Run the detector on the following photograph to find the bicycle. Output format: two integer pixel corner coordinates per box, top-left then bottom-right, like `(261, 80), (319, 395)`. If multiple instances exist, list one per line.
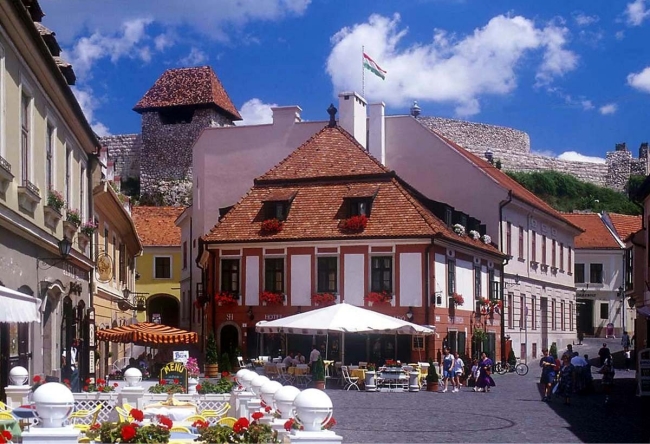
(494, 358), (529, 376)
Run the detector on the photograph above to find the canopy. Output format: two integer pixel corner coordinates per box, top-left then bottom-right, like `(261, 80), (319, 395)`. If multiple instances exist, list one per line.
(0, 285), (41, 323)
(96, 322), (198, 345)
(255, 302), (435, 335)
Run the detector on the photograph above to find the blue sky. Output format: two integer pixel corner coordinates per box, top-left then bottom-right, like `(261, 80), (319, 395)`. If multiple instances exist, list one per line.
(42, 0), (650, 163)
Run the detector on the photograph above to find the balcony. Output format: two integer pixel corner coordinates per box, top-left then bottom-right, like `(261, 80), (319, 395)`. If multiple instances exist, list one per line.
(43, 205), (63, 229)
(17, 180), (41, 213)
(0, 156), (13, 194)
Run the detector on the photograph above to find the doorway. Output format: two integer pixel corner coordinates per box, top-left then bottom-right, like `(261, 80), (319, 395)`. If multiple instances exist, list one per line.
(576, 299), (594, 336)
(147, 295), (180, 327)
(219, 324), (240, 361)
(540, 297), (548, 350)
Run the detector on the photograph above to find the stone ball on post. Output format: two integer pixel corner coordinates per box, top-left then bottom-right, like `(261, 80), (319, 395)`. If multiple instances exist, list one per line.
(273, 385), (301, 420)
(235, 369), (253, 388)
(259, 380), (283, 409)
(240, 371), (258, 391)
(293, 388), (333, 432)
(250, 375), (270, 397)
(32, 382), (75, 428)
(9, 366), (29, 385)
(124, 367), (143, 387)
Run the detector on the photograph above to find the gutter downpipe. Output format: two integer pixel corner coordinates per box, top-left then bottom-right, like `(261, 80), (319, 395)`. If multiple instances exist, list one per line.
(189, 217), (193, 334)
(499, 190), (514, 362)
(424, 237), (436, 359)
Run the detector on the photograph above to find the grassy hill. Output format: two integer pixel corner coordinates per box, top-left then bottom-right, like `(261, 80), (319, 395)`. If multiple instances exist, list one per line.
(506, 171), (642, 215)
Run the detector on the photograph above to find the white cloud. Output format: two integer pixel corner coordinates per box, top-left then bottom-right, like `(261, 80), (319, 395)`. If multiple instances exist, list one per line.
(154, 32), (175, 51)
(574, 12), (599, 27)
(557, 151), (606, 164)
(599, 103), (618, 115)
(179, 47), (208, 66)
(627, 66), (650, 92)
(624, 0), (650, 26)
(41, 0), (312, 44)
(235, 99), (278, 126)
(72, 87), (111, 136)
(326, 13), (578, 116)
(615, 30), (626, 40)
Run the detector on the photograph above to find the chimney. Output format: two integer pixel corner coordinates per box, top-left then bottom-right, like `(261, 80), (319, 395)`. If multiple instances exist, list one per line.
(368, 102), (386, 165)
(338, 92), (367, 148)
(272, 106), (302, 127)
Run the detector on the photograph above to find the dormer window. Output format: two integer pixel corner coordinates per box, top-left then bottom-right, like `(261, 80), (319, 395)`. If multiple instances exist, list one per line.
(350, 199), (370, 217)
(271, 202), (288, 221)
(445, 207), (453, 227)
(343, 185), (378, 218)
(262, 190), (297, 222)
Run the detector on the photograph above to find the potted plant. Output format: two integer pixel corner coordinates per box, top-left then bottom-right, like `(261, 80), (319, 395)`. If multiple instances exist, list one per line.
(425, 358), (439, 392)
(219, 352), (233, 374)
(260, 218), (283, 235)
(186, 357), (200, 394)
(313, 356), (325, 390)
(340, 214), (368, 233)
(205, 332), (219, 378)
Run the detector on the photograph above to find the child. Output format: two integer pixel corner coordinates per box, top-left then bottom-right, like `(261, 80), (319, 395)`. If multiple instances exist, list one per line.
(600, 356), (615, 404)
(471, 359), (481, 392)
(452, 352), (464, 392)
(557, 355), (574, 405)
(624, 347), (631, 371)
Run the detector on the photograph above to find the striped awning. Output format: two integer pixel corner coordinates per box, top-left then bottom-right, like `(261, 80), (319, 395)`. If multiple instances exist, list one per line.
(96, 322), (198, 345)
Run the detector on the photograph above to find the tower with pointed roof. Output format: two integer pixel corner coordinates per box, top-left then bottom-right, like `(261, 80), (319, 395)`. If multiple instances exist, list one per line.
(130, 66), (241, 205)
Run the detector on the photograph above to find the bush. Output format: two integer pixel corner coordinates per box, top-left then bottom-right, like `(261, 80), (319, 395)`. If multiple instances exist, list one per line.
(426, 358), (439, 383)
(197, 378), (235, 394)
(205, 332), (219, 365)
(508, 349), (517, 366)
(550, 342), (558, 359)
(313, 356), (325, 382)
(219, 352), (232, 373)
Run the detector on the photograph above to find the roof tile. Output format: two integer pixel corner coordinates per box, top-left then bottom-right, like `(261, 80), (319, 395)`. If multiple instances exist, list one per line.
(562, 213), (619, 249)
(607, 213), (642, 241)
(133, 66), (241, 120)
(132, 206), (185, 246)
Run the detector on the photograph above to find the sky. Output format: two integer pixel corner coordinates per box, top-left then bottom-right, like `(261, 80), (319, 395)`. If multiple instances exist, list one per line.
(40, 0), (650, 164)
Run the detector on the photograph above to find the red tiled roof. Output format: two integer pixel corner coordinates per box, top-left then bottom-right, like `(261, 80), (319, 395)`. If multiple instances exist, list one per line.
(561, 213), (620, 249)
(429, 131), (583, 233)
(204, 125), (503, 257)
(132, 206), (185, 246)
(257, 126), (389, 181)
(133, 66), (241, 120)
(607, 213), (642, 241)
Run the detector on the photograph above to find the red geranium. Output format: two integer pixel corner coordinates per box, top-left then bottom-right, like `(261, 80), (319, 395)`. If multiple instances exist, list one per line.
(260, 218), (283, 234)
(130, 408), (144, 422)
(364, 291), (392, 304)
(284, 418), (295, 431)
(323, 417), (337, 430)
(120, 424), (137, 441)
(340, 214), (368, 233)
(222, 371), (230, 377)
(0, 430), (12, 443)
(192, 419), (210, 429)
(90, 423), (101, 431)
(260, 291), (285, 305)
(157, 415), (173, 429)
(85, 378), (91, 384)
(174, 378), (179, 384)
(97, 378), (106, 385)
(159, 379), (166, 385)
(196, 384), (202, 391)
(233, 417), (249, 434)
(83, 385), (89, 391)
(33, 375), (41, 383)
(252, 412), (264, 421)
(264, 405), (272, 413)
(113, 382), (119, 387)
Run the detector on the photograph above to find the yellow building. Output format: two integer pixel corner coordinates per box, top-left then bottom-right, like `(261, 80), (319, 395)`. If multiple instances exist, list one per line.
(132, 207), (184, 326)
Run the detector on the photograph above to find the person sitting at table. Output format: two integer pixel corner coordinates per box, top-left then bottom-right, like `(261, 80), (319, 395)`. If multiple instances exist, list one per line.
(296, 352), (306, 364)
(283, 352), (299, 367)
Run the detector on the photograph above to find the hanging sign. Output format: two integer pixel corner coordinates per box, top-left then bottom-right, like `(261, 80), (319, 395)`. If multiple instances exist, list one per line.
(160, 361), (188, 390)
(96, 254), (113, 283)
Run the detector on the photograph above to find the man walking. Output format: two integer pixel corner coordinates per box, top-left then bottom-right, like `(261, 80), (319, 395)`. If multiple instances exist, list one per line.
(621, 331), (631, 349)
(598, 343), (611, 367)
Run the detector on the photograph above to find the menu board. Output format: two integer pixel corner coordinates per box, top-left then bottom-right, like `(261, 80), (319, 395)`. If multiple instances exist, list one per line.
(637, 348), (650, 397)
(160, 361), (188, 391)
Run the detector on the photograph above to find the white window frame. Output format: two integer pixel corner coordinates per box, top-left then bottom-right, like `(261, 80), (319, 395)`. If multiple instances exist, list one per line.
(0, 42), (5, 158)
(80, 162), (86, 221)
(153, 255), (173, 279)
(45, 119), (56, 192)
(65, 143), (71, 206)
(19, 84), (33, 185)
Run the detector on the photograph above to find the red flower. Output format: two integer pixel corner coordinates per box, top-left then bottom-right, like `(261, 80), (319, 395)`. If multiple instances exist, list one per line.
(63, 379), (70, 384)
(90, 423), (101, 430)
(252, 412), (264, 421)
(1, 430), (12, 440)
(233, 417), (249, 434)
(85, 378), (91, 384)
(260, 218), (283, 234)
(159, 379), (166, 385)
(130, 409), (144, 422)
(97, 378), (106, 385)
(192, 419), (209, 429)
(221, 371), (230, 377)
(284, 418), (295, 431)
(265, 405), (272, 413)
(323, 417), (337, 429)
(260, 291), (285, 305)
(83, 385), (89, 391)
(196, 384), (202, 391)
(113, 382), (119, 387)
(340, 214), (368, 232)
(174, 378), (179, 384)
(120, 424), (137, 441)
(33, 375), (41, 383)
(157, 415), (173, 429)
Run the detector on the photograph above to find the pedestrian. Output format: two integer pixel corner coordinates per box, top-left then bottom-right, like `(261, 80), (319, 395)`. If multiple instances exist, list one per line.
(577, 330), (584, 345)
(440, 347), (454, 393)
(452, 352), (464, 392)
(599, 356), (615, 404)
(470, 358), (480, 391)
(621, 331), (631, 349)
(624, 347), (631, 371)
(308, 344), (321, 378)
(562, 344), (573, 360)
(557, 355), (575, 406)
(476, 352), (495, 393)
(539, 348), (557, 402)
(598, 343), (611, 367)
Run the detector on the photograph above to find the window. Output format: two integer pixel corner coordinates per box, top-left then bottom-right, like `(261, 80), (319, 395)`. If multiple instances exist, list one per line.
(154, 256), (172, 279)
(264, 258), (284, 292)
(488, 268), (496, 300)
(568, 247), (572, 273)
(119, 243), (125, 284)
(371, 256), (393, 292)
(112, 236), (116, 280)
(350, 199), (370, 217)
(507, 293), (514, 328)
(80, 165), (85, 220)
(551, 299), (557, 330)
(317, 257), (338, 293)
(221, 259), (240, 293)
(445, 207), (452, 226)
(590, 263), (603, 284)
(541, 236), (547, 265)
(551, 240), (556, 268)
(519, 294), (526, 330)
(506, 222), (512, 256)
(447, 259), (456, 296)
(600, 302), (608, 320)
(46, 124), (54, 191)
(575, 264), (585, 283)
(273, 202), (288, 220)
(531, 295), (537, 330)
(561, 300), (565, 331)
(559, 242), (564, 271)
(625, 248), (633, 290)
(531, 231), (537, 262)
(474, 266), (481, 300)
(65, 146), (71, 205)
(103, 227), (108, 254)
(569, 301), (574, 331)
(518, 226), (524, 259)
(20, 93), (31, 183)
(182, 241), (187, 269)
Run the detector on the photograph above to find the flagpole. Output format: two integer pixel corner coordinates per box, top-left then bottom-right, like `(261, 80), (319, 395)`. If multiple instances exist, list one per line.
(361, 45), (365, 97)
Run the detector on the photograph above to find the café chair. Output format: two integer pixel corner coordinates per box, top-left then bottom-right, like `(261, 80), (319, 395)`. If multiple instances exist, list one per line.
(122, 403), (134, 412)
(185, 414), (208, 423)
(0, 401), (11, 411)
(218, 417), (238, 427)
(201, 403), (230, 424)
(276, 363), (295, 385)
(69, 404), (102, 432)
(341, 366), (360, 391)
(170, 425), (192, 433)
(0, 411), (15, 420)
(358, 361), (368, 369)
(115, 406), (133, 423)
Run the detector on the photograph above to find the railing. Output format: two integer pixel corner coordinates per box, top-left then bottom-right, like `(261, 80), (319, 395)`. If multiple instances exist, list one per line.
(23, 179), (40, 197)
(0, 155), (11, 173)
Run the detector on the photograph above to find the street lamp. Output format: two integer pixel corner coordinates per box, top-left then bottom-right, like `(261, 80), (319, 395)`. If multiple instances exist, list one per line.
(618, 286), (625, 334)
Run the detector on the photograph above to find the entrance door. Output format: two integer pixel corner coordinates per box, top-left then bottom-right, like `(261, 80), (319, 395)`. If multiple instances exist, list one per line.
(219, 324), (240, 366)
(576, 299), (594, 336)
(540, 297), (548, 350)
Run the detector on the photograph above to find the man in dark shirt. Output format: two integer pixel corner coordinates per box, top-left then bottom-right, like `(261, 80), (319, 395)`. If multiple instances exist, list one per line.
(598, 343), (611, 367)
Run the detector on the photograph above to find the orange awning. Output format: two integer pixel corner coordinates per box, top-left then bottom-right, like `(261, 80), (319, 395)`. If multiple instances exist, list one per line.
(96, 322), (198, 345)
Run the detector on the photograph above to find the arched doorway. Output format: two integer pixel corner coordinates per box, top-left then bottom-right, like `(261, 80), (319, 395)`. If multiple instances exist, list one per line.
(147, 295), (180, 327)
(219, 324), (240, 363)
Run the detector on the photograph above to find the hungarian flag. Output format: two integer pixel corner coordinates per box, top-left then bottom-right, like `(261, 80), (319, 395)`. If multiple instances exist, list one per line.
(363, 53), (387, 80)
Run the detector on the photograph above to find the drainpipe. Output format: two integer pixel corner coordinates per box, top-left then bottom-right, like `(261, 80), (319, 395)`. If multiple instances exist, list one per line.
(498, 190), (513, 363)
(189, 217), (193, 333)
(424, 237), (435, 359)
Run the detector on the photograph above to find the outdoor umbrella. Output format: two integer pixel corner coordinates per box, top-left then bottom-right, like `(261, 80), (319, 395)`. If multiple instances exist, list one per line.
(96, 322), (198, 346)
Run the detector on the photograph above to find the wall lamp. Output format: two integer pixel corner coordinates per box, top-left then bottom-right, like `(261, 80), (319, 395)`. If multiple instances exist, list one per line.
(431, 291), (443, 306)
(36, 236), (72, 269)
(406, 306), (414, 321)
(504, 274), (520, 288)
(247, 306), (255, 321)
(117, 288), (147, 312)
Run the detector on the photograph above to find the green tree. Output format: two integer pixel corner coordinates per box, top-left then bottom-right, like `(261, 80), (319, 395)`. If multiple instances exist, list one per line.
(205, 332), (219, 365)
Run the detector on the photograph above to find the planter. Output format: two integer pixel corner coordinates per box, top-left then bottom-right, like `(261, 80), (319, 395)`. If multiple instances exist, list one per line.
(43, 205), (63, 229)
(314, 380), (325, 390)
(364, 371), (377, 392)
(188, 377), (199, 395)
(426, 382), (439, 392)
(63, 220), (79, 240)
(204, 363), (219, 378)
(78, 232), (91, 251)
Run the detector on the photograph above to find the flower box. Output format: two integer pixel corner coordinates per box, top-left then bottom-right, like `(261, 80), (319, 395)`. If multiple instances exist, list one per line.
(311, 293), (337, 306)
(214, 291), (239, 306)
(78, 232), (91, 252)
(452, 293), (464, 306)
(63, 220), (78, 240)
(260, 291), (285, 305)
(260, 218), (283, 235)
(364, 291), (392, 305)
(17, 180), (41, 213)
(340, 215), (368, 233)
(453, 224), (465, 236)
(43, 205), (63, 229)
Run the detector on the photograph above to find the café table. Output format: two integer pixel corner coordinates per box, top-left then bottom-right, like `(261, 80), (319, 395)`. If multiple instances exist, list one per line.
(11, 405), (37, 420)
(288, 365), (312, 387)
(143, 401), (198, 422)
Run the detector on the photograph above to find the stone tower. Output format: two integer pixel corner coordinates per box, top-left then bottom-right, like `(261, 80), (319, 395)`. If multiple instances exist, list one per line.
(133, 66), (242, 205)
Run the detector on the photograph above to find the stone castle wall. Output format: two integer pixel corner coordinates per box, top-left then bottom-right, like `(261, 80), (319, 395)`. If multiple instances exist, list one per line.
(101, 134), (141, 180)
(422, 117), (649, 192)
